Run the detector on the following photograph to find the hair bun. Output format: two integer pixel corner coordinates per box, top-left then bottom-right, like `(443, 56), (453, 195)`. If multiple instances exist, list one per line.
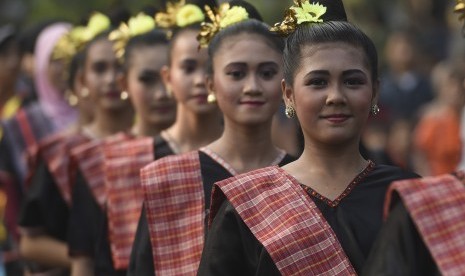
(318, 0), (347, 22)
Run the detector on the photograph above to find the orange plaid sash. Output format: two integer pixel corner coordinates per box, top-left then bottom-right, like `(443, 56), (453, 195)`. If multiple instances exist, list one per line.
(385, 174), (465, 275)
(210, 166), (356, 276)
(103, 137), (154, 270)
(140, 151), (204, 276)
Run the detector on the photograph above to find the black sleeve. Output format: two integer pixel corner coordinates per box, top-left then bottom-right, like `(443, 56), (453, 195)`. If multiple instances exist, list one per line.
(127, 206), (155, 276)
(67, 170), (104, 257)
(361, 202), (441, 276)
(198, 200), (280, 276)
(18, 160), (68, 241)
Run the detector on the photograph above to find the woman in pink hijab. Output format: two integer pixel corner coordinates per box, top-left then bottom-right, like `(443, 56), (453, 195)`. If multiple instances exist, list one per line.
(0, 23), (76, 258)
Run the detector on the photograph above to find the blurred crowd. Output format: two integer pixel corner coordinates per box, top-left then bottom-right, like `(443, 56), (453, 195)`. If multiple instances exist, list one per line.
(0, 0), (463, 274)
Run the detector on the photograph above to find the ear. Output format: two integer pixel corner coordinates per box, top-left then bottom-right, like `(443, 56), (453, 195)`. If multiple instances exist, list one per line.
(282, 79), (294, 106)
(371, 78), (380, 106)
(161, 65), (171, 90)
(117, 72), (128, 92)
(206, 75), (215, 96)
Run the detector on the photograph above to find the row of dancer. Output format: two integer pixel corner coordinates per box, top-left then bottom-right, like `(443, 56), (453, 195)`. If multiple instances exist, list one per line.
(8, 0), (465, 275)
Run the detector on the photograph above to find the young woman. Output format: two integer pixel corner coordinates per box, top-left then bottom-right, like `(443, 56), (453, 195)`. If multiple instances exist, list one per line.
(18, 43), (93, 275)
(128, 1), (295, 275)
(198, 1), (418, 275)
(65, 15), (135, 276)
(93, 16), (176, 275)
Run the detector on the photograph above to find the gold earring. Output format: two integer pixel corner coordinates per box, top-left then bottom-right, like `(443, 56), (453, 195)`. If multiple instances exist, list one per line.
(371, 104), (380, 116)
(80, 87), (90, 98)
(207, 93), (216, 103)
(285, 105), (296, 119)
(120, 91), (129, 100)
(165, 86), (173, 98)
(65, 90), (78, 107)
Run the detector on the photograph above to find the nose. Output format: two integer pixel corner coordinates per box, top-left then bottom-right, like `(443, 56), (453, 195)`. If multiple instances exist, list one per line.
(193, 68), (206, 88)
(154, 84), (171, 100)
(325, 83), (346, 106)
(243, 74), (262, 96)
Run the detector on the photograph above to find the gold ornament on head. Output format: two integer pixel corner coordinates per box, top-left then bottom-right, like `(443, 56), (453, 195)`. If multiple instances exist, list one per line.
(155, 0), (204, 29)
(109, 13), (156, 59)
(197, 3), (249, 48)
(271, 0), (327, 36)
(455, 0), (465, 23)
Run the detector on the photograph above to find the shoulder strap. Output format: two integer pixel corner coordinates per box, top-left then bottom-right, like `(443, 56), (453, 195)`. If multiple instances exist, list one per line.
(141, 151), (203, 275)
(386, 174), (465, 275)
(103, 137), (154, 270)
(211, 166), (356, 276)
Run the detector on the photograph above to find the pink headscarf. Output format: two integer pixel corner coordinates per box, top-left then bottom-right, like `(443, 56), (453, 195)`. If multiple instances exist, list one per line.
(34, 22), (77, 130)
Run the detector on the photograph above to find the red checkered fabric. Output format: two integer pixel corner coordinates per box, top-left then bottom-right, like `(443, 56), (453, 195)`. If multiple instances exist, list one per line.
(70, 133), (130, 208)
(103, 137), (154, 270)
(38, 133), (89, 205)
(210, 166), (356, 276)
(385, 174), (465, 275)
(140, 151), (204, 276)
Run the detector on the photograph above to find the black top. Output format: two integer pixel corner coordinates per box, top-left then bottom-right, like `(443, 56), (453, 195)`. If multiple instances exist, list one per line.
(127, 153), (295, 276)
(67, 137), (172, 276)
(197, 165), (418, 276)
(361, 197), (440, 276)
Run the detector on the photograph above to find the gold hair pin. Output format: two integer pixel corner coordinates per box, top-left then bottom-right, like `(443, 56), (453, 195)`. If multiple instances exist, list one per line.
(155, 0), (205, 29)
(109, 13), (156, 59)
(271, 0), (327, 36)
(455, 0), (465, 22)
(197, 3), (249, 48)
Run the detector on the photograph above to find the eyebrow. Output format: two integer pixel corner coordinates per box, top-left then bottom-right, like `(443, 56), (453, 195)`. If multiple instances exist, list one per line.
(225, 61), (279, 67)
(304, 69), (366, 77)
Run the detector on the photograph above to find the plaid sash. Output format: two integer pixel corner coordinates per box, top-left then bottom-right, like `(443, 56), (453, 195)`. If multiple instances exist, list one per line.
(70, 133), (130, 209)
(140, 151), (204, 276)
(210, 166), (356, 276)
(385, 174), (465, 275)
(103, 137), (154, 270)
(38, 133), (90, 205)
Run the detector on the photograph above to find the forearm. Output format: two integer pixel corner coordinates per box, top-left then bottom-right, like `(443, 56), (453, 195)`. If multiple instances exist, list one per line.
(70, 256), (94, 276)
(19, 234), (71, 268)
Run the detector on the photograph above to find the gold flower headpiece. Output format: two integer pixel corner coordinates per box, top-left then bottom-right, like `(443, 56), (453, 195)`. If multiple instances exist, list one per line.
(271, 0), (327, 36)
(197, 3), (249, 48)
(109, 13), (156, 59)
(455, 0), (465, 22)
(155, 0), (205, 29)
(51, 12), (111, 64)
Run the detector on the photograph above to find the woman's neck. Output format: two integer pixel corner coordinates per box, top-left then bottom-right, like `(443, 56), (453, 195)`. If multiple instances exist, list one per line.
(88, 107), (133, 139)
(163, 106), (223, 153)
(131, 120), (164, 138)
(207, 120), (282, 174)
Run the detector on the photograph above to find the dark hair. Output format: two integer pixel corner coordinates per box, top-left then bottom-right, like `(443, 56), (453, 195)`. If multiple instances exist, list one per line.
(207, 19), (284, 75)
(67, 51), (84, 90)
(80, 30), (113, 68)
(283, 21), (378, 85)
(123, 29), (169, 71)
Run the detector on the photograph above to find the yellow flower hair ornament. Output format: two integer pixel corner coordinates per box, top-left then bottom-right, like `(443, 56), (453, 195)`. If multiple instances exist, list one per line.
(455, 0), (465, 22)
(271, 0), (327, 36)
(197, 3), (249, 48)
(155, 0), (205, 29)
(109, 13), (156, 59)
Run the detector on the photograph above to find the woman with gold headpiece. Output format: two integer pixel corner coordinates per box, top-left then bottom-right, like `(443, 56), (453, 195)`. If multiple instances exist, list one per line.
(61, 13), (136, 276)
(128, 1), (296, 275)
(90, 13), (177, 276)
(198, 1), (420, 275)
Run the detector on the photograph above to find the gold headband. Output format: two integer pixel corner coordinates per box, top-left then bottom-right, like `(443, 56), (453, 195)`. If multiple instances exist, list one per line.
(455, 0), (465, 22)
(109, 13), (156, 59)
(271, 0), (327, 36)
(197, 3), (249, 48)
(155, 0), (205, 29)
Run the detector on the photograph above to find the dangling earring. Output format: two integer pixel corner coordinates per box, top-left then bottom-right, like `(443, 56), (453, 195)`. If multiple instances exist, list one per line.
(80, 87), (90, 98)
(371, 104), (380, 116)
(120, 91), (129, 100)
(65, 90), (78, 107)
(165, 86), (173, 98)
(285, 105), (296, 119)
(207, 93), (216, 103)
